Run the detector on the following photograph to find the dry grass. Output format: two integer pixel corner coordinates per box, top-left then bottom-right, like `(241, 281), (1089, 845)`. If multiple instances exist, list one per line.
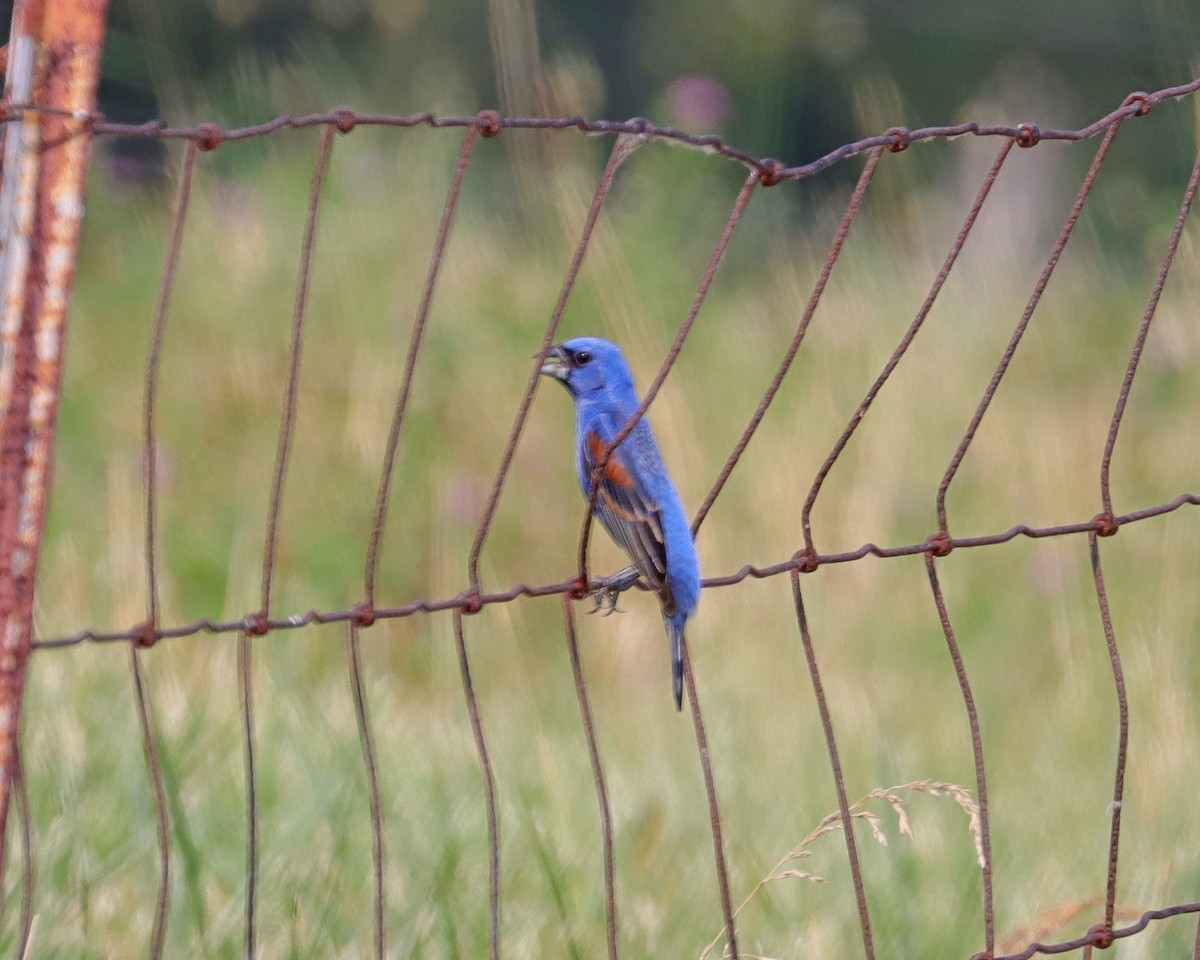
(699, 780), (984, 960)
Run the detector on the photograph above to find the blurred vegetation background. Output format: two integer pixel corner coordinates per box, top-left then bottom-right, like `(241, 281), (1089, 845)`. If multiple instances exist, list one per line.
(4, 0), (1200, 957)
(51, 0), (1200, 186)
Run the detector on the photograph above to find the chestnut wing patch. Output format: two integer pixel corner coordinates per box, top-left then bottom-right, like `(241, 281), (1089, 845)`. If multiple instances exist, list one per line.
(583, 429), (669, 594)
(587, 431), (633, 487)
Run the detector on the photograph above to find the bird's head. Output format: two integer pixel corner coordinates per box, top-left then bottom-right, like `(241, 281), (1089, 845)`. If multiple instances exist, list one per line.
(539, 337), (634, 399)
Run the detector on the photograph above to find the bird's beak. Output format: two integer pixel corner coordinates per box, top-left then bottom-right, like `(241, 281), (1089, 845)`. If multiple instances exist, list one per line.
(539, 344), (569, 381)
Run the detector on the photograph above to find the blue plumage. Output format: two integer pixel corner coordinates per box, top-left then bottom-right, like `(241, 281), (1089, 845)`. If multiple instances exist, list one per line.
(541, 336), (700, 710)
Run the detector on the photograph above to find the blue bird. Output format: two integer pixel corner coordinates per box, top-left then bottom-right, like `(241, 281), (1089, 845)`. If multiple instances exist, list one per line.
(540, 336), (701, 710)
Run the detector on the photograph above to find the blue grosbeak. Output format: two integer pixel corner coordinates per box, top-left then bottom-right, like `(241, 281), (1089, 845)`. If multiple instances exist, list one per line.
(541, 337), (700, 710)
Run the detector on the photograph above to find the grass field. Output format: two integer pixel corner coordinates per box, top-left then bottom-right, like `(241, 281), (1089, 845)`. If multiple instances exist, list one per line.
(6, 95), (1200, 958)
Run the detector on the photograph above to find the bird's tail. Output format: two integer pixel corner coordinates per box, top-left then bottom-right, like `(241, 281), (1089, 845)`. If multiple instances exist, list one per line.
(667, 615), (686, 711)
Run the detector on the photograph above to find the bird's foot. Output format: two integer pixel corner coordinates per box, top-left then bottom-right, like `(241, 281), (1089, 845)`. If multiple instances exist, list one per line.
(588, 587), (623, 616)
(586, 565), (641, 616)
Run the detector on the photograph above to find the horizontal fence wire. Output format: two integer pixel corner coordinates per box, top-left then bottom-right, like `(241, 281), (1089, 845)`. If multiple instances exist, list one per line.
(2, 75), (1197, 181)
(3, 74), (1200, 960)
(25, 497), (1200, 649)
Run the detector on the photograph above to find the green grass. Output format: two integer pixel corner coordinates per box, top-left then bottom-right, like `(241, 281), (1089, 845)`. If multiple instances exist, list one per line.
(7, 105), (1200, 958)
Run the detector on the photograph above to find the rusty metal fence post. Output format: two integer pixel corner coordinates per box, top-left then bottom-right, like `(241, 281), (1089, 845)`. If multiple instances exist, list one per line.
(0, 0), (109, 862)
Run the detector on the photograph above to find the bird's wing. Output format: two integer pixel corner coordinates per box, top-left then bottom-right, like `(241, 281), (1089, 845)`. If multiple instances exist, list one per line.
(581, 423), (673, 610)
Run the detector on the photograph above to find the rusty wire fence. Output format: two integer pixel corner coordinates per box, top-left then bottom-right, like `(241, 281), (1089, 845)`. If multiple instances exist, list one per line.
(3, 3), (1200, 957)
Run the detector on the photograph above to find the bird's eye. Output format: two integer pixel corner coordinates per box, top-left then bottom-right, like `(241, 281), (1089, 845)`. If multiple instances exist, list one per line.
(574, 351), (592, 366)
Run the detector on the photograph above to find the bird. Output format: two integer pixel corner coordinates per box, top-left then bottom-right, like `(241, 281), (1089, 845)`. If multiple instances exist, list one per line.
(540, 336), (700, 710)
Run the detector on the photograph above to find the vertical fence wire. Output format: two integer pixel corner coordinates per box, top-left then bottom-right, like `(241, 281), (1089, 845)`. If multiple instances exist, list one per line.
(453, 608), (501, 960)
(258, 125), (336, 618)
(802, 140), (1013, 556)
(936, 117), (1126, 534)
(128, 648), (171, 960)
(791, 570), (875, 959)
(362, 123), (482, 609)
(692, 146), (884, 537)
(924, 552), (994, 955)
(1087, 533), (1127, 934)
(349, 120), (485, 960)
(1098, 142), (1200, 516)
(144, 141), (199, 634)
(350, 121), (482, 960)
(681, 647), (738, 960)
(238, 630), (257, 960)
(241, 123), (337, 959)
(346, 623), (385, 960)
(1078, 139), (1200, 945)
(134, 137), (200, 960)
(561, 595), (618, 960)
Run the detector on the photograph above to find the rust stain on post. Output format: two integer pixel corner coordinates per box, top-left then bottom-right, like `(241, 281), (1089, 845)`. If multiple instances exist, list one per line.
(0, 0), (108, 854)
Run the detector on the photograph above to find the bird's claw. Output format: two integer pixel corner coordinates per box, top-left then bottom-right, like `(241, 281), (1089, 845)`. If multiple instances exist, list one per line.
(587, 584), (624, 616)
(585, 565), (640, 616)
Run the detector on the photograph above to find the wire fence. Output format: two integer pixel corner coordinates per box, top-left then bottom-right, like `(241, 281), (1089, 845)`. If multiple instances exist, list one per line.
(2, 4), (1200, 954)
